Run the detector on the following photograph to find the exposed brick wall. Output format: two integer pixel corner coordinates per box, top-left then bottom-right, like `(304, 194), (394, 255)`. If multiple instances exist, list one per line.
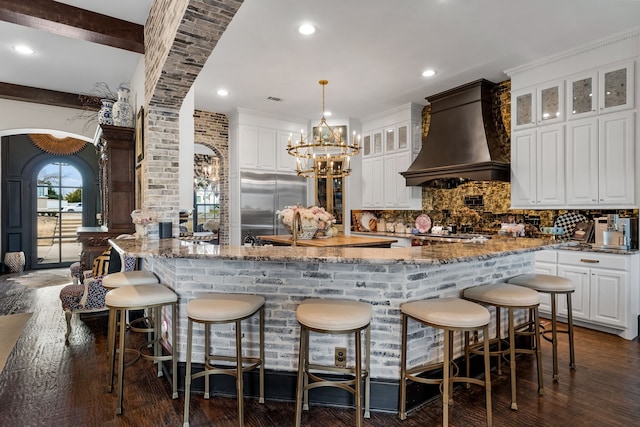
(194, 110), (229, 244)
(143, 0), (243, 231)
(148, 252), (534, 379)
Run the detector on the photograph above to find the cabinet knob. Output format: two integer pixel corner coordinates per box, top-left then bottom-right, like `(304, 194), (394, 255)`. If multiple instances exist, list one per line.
(599, 199), (604, 201)
(591, 199), (596, 202)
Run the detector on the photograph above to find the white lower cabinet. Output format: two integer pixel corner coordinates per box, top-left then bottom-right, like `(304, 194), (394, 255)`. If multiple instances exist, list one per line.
(535, 250), (639, 339)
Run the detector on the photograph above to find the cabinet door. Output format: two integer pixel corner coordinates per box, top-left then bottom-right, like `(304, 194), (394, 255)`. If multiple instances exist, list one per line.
(239, 127), (259, 169)
(510, 129), (537, 207)
(383, 156), (398, 206)
(362, 158), (374, 208)
(534, 262), (558, 313)
(537, 80), (564, 125)
(566, 118), (598, 206)
(373, 131), (383, 155)
(372, 157), (384, 207)
(395, 151), (417, 208)
(590, 269), (627, 328)
(258, 130), (276, 170)
(557, 265), (590, 320)
(598, 111), (635, 206)
(363, 134), (371, 157)
(536, 124), (565, 206)
(599, 61), (634, 113)
(567, 71), (597, 119)
(512, 88), (536, 130)
(384, 127), (396, 152)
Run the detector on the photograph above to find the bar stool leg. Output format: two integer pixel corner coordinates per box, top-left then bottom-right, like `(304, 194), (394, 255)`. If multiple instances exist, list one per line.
(566, 293), (576, 369)
(482, 324), (493, 427)
(107, 307), (117, 393)
(171, 303), (178, 399)
(116, 307), (127, 415)
(442, 328), (451, 427)
(154, 306), (162, 378)
(508, 308), (517, 410)
(294, 325), (307, 427)
(496, 307), (503, 376)
(364, 325), (371, 418)
(355, 328), (363, 427)
(259, 306), (265, 404)
(398, 314), (408, 420)
(236, 319), (244, 427)
(533, 307), (544, 396)
(550, 292), (559, 381)
(204, 323), (210, 399)
(183, 319), (194, 427)
(302, 328), (310, 411)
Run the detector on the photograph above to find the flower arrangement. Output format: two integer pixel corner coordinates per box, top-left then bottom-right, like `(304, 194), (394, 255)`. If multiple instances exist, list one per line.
(277, 205), (335, 231)
(131, 209), (157, 225)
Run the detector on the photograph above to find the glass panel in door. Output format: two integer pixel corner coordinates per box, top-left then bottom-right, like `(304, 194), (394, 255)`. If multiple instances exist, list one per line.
(36, 162), (83, 265)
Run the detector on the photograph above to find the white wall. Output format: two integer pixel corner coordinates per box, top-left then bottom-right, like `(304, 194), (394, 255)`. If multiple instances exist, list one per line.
(130, 56), (145, 114)
(0, 99), (96, 140)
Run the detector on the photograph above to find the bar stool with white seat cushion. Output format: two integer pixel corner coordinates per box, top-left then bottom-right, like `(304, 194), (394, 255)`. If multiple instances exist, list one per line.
(105, 284), (178, 415)
(508, 273), (576, 381)
(295, 299), (371, 427)
(463, 283), (543, 410)
(103, 270), (160, 383)
(183, 293), (265, 427)
(399, 297), (492, 426)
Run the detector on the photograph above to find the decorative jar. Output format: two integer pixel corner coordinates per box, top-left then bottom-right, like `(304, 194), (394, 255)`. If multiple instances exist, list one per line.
(98, 99), (114, 125)
(112, 86), (134, 127)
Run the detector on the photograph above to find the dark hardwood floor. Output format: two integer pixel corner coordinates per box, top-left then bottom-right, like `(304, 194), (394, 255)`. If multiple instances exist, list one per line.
(0, 270), (639, 426)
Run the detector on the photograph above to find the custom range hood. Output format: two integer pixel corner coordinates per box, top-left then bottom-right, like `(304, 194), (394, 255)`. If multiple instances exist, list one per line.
(402, 79), (510, 187)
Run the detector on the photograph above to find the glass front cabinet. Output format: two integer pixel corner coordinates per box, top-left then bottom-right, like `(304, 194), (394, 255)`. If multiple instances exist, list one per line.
(315, 159), (344, 228)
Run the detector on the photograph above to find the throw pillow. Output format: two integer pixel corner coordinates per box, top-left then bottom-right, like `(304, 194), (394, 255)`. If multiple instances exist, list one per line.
(91, 249), (112, 278)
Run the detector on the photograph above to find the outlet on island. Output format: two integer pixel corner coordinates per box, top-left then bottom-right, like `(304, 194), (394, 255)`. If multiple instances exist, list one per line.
(335, 347), (347, 367)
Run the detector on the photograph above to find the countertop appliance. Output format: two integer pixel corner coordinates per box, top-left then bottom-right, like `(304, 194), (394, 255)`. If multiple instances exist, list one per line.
(240, 172), (308, 240)
(595, 215), (638, 250)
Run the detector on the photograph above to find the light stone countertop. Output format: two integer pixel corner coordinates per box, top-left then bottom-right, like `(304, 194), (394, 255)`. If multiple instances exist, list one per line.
(110, 236), (574, 265)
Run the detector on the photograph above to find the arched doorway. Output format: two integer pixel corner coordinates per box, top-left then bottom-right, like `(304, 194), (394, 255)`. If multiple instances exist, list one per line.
(35, 162), (83, 265)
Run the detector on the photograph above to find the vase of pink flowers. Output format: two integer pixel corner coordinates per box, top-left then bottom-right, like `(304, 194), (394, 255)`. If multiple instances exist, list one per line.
(277, 205), (335, 239)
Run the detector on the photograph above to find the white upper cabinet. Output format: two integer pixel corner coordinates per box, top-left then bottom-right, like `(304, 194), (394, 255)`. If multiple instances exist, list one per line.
(276, 131), (297, 173)
(512, 88), (537, 130)
(567, 71), (598, 120)
(566, 111), (635, 207)
(511, 125), (565, 208)
(537, 80), (564, 125)
(598, 111), (635, 205)
(599, 61), (635, 113)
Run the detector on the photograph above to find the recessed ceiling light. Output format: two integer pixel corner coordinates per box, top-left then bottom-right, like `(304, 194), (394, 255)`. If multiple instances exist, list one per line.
(324, 111), (332, 117)
(422, 69), (436, 77)
(298, 23), (316, 35)
(13, 44), (34, 55)
(217, 89), (229, 97)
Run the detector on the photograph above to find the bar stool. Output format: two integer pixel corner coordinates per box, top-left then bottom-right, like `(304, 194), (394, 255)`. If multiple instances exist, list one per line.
(183, 293), (265, 427)
(105, 284), (178, 414)
(103, 270), (160, 384)
(508, 273), (576, 381)
(295, 299), (371, 427)
(463, 283), (543, 410)
(399, 297), (492, 426)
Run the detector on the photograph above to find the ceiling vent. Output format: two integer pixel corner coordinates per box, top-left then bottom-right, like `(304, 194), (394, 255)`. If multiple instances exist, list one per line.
(267, 96), (283, 102)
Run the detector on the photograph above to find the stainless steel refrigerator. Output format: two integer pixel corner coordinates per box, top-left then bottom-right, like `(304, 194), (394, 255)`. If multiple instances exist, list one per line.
(240, 172), (307, 240)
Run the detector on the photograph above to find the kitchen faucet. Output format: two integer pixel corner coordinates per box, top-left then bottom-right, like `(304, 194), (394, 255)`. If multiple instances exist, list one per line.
(292, 211), (302, 246)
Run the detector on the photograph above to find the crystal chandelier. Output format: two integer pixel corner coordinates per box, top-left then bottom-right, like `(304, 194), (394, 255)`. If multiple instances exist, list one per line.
(194, 157), (220, 191)
(287, 80), (361, 178)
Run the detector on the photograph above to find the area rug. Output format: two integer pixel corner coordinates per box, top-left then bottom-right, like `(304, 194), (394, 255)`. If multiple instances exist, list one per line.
(1, 268), (71, 289)
(0, 312), (32, 373)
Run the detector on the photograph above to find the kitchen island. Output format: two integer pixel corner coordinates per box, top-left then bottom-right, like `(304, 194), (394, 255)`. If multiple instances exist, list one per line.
(110, 236), (571, 411)
(257, 234), (397, 247)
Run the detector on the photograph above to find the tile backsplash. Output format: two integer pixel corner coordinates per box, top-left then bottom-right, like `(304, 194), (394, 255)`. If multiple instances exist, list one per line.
(353, 181), (637, 235)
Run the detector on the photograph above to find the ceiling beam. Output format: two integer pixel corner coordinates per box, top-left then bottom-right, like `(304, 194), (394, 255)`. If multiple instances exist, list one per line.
(0, 82), (100, 111)
(0, 0), (144, 54)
